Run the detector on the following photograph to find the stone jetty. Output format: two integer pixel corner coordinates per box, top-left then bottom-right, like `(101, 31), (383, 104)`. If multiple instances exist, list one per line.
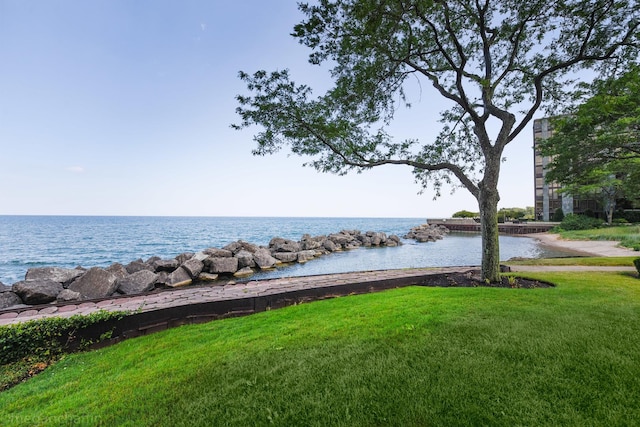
(404, 223), (449, 242)
(1, 229), (410, 310)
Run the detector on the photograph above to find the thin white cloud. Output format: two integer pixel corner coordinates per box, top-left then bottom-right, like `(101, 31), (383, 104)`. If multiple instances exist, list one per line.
(66, 166), (85, 173)
(200, 23), (206, 31)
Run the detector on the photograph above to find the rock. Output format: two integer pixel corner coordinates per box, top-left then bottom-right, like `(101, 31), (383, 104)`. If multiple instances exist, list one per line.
(192, 251), (209, 262)
(175, 252), (195, 265)
(181, 258), (204, 279)
(358, 235), (373, 247)
(269, 237), (301, 253)
(154, 271), (170, 287)
(273, 252), (298, 263)
(328, 233), (351, 247)
(13, 279), (64, 305)
(297, 250), (317, 263)
(125, 260), (154, 274)
(197, 272), (219, 282)
(367, 231), (387, 246)
(235, 250), (256, 268)
(253, 248), (278, 270)
(233, 267), (254, 278)
(153, 259), (180, 273)
(204, 257), (239, 274)
(166, 267), (192, 288)
(68, 267), (118, 300)
(117, 270), (158, 294)
(57, 289), (82, 302)
(0, 291), (23, 309)
(106, 263), (129, 280)
(405, 224), (449, 242)
(25, 267), (83, 287)
(203, 248), (233, 258)
(323, 239), (338, 252)
(223, 240), (259, 255)
(146, 256), (161, 264)
(300, 234), (326, 250)
(0, 281), (9, 292)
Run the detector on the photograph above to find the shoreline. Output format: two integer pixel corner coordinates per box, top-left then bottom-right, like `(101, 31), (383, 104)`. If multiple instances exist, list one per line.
(525, 232), (637, 257)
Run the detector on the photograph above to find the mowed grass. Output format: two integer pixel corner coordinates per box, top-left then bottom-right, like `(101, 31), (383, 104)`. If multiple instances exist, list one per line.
(1, 272), (640, 426)
(505, 256), (638, 266)
(558, 225), (640, 250)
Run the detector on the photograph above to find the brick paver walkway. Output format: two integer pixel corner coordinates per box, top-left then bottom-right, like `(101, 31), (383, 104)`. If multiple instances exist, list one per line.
(2, 265), (635, 327)
(0, 267), (473, 326)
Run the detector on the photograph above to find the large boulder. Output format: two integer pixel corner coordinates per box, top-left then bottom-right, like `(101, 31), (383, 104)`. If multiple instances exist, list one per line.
(297, 250), (317, 263)
(13, 279), (64, 305)
(235, 250), (256, 268)
(125, 260), (154, 274)
(25, 267), (83, 287)
(117, 270), (158, 295)
(300, 234), (326, 250)
(166, 267), (192, 288)
(106, 263), (129, 280)
(181, 258), (204, 279)
(223, 240), (259, 255)
(175, 252), (195, 265)
(204, 257), (239, 274)
(203, 248), (233, 258)
(57, 289), (81, 302)
(328, 233), (351, 247)
(323, 239), (338, 252)
(68, 267), (118, 300)
(153, 259), (180, 273)
(253, 248), (278, 270)
(269, 237), (301, 253)
(273, 252), (298, 263)
(0, 291), (23, 309)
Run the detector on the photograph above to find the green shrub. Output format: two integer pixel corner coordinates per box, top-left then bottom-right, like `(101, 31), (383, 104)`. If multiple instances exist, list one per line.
(552, 208), (565, 222)
(452, 210), (478, 218)
(0, 310), (128, 365)
(634, 258), (640, 275)
(557, 214), (604, 231)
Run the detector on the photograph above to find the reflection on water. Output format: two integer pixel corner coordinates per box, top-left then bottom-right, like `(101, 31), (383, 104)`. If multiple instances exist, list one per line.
(245, 233), (577, 281)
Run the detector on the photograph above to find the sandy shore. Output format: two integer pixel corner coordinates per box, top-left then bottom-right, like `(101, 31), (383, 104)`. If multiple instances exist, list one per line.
(526, 232), (638, 257)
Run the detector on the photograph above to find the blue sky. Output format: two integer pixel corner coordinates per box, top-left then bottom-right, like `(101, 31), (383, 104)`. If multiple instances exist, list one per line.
(1, 1), (539, 218)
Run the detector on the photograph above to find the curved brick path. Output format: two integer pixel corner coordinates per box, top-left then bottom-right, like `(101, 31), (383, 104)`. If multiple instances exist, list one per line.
(1, 265), (636, 328)
(0, 267), (475, 326)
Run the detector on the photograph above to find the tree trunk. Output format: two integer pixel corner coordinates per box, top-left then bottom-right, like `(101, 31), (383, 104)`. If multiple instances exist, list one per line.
(478, 186), (501, 282)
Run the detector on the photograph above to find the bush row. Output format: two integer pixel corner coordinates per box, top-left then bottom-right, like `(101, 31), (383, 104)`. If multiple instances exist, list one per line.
(0, 310), (128, 365)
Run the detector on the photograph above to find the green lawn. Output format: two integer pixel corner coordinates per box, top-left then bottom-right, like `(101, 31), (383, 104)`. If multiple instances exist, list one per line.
(505, 256), (638, 266)
(558, 225), (640, 250)
(1, 272), (640, 426)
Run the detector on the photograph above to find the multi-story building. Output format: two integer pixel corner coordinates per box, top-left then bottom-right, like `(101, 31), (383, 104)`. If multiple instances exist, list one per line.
(533, 117), (600, 221)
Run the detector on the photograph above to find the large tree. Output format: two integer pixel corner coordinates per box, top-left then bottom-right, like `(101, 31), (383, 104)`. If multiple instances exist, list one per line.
(234, 0), (639, 281)
(539, 66), (640, 223)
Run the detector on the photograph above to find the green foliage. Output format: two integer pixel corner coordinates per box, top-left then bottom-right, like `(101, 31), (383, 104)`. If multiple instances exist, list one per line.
(2, 274), (640, 425)
(556, 213), (604, 231)
(552, 207), (565, 222)
(634, 258), (640, 275)
(539, 67), (640, 221)
(234, 0), (640, 282)
(0, 310), (128, 365)
(498, 207), (527, 221)
(452, 210), (478, 218)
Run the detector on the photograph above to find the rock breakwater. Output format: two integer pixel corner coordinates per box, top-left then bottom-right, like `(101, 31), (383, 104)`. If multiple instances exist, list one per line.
(1, 229), (410, 309)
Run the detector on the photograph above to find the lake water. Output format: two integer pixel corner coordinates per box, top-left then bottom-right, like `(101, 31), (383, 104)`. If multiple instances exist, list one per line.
(0, 216), (568, 285)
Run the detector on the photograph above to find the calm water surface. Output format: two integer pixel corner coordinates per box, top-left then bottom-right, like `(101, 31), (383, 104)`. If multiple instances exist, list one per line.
(0, 216), (568, 285)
